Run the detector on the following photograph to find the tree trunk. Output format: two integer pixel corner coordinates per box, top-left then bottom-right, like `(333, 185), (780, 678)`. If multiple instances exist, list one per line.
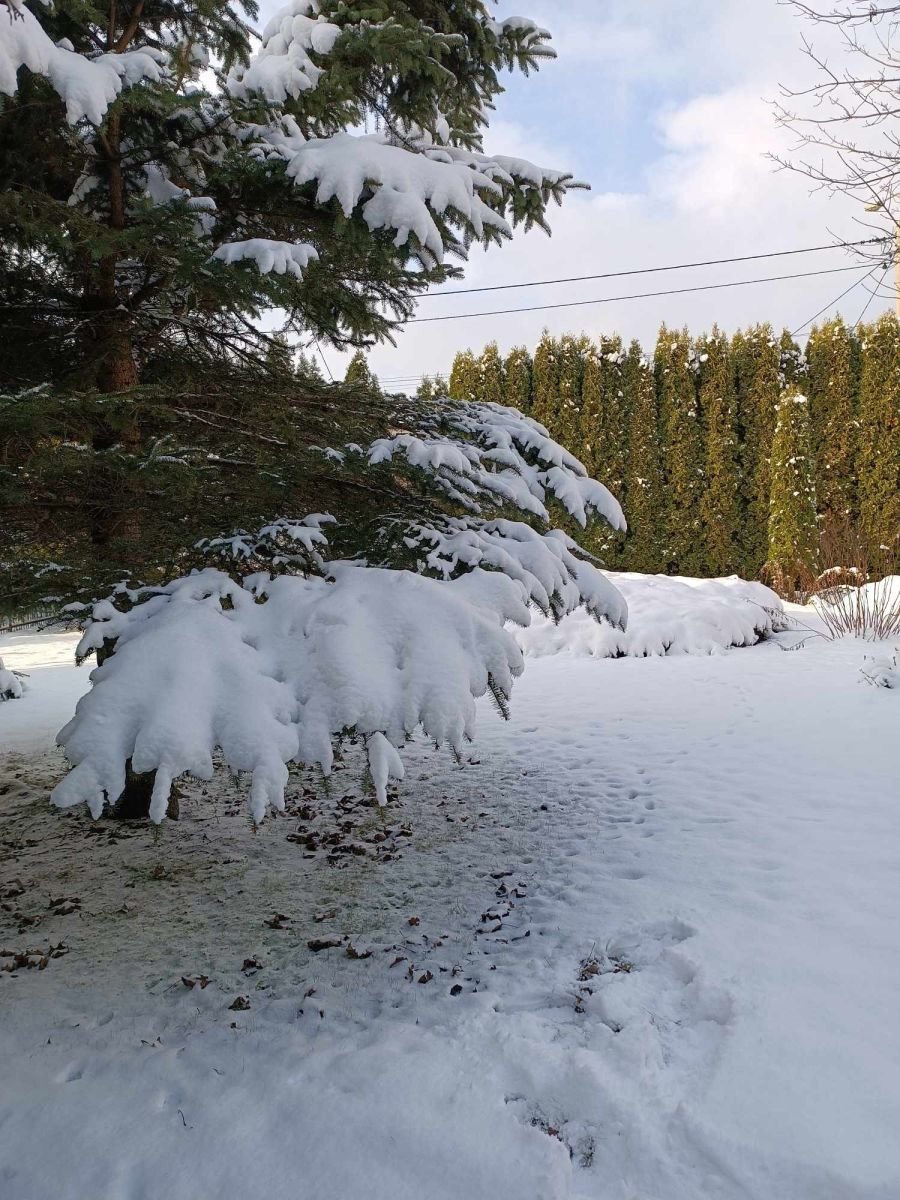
(108, 760), (179, 820)
(96, 314), (139, 395)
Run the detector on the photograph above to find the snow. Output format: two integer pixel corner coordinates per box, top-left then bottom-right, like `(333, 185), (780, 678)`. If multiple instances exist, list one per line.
(518, 573), (784, 658)
(284, 132), (511, 262)
(49, 563), (532, 823)
(227, 1), (341, 101)
(0, 657), (24, 700)
(0, 4), (164, 124)
(369, 401), (626, 530)
(211, 239), (319, 279)
(0, 629), (86, 750)
(1, 615), (898, 1199)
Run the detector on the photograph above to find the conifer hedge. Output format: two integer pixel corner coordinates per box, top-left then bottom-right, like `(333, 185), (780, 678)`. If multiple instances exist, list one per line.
(447, 319), (900, 581)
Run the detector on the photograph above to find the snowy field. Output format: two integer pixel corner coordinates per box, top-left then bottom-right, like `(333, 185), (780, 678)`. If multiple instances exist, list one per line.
(1, 588), (899, 1200)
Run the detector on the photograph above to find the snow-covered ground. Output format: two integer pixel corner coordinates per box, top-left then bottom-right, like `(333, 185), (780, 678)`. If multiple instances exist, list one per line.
(1, 600), (898, 1200)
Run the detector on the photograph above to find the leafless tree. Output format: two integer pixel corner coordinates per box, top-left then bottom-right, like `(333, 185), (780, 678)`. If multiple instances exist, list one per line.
(775, 1), (900, 285)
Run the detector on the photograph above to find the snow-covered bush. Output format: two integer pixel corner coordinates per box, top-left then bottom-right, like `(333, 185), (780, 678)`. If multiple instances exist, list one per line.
(859, 649), (899, 689)
(52, 405), (627, 822)
(517, 574), (784, 660)
(0, 657), (25, 700)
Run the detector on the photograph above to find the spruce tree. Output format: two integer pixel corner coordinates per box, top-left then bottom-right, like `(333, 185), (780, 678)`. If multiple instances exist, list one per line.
(479, 341), (506, 407)
(805, 318), (859, 524)
(344, 350), (380, 392)
(530, 330), (559, 431)
(767, 391), (819, 592)
(733, 324), (781, 577)
(655, 325), (704, 574)
(697, 326), (742, 575)
(503, 346), (533, 413)
(296, 352), (324, 382)
(857, 314), (900, 570)
(264, 333), (297, 377)
(448, 350), (481, 402)
(1, 0), (579, 398)
(621, 341), (664, 573)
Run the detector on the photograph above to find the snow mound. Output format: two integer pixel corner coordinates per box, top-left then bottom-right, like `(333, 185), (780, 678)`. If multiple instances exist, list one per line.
(0, 657), (25, 700)
(517, 574), (784, 659)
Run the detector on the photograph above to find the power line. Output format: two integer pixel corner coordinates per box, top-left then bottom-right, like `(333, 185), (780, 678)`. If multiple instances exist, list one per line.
(790, 266), (880, 336)
(423, 238), (884, 299)
(852, 267), (890, 330)
(313, 337), (335, 382)
(404, 263), (869, 325)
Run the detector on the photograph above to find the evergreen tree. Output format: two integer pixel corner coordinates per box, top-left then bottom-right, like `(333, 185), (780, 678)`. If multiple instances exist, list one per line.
(296, 352), (324, 382)
(530, 330), (559, 430)
(767, 391), (819, 592)
(479, 341), (505, 407)
(655, 326), (704, 573)
(595, 335), (628, 512)
(416, 376), (436, 402)
(621, 341), (664, 573)
(344, 350), (380, 392)
(264, 333), (296, 377)
(555, 334), (586, 452)
(431, 373), (450, 400)
(779, 331), (806, 390)
(503, 346), (533, 413)
(577, 334), (627, 563)
(578, 341), (603, 477)
(697, 327), (742, 575)
(733, 324), (781, 577)
(806, 318), (859, 523)
(857, 314), (900, 569)
(1, 0), (579, 397)
(448, 350), (480, 402)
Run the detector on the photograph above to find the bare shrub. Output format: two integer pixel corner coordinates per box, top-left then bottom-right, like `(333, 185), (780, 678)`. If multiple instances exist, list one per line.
(814, 576), (900, 641)
(765, 516), (900, 640)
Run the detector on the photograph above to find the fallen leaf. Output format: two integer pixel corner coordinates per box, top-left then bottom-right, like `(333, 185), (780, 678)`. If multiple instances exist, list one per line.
(307, 937), (343, 952)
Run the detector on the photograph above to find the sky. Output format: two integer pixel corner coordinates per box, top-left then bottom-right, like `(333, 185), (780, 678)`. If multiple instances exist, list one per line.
(297, 1), (896, 387)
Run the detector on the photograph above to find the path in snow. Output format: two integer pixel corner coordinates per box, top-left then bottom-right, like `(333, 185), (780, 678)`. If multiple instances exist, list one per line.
(1, 629), (898, 1199)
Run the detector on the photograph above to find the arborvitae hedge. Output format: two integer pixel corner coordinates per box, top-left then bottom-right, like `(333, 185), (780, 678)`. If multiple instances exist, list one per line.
(733, 325), (781, 578)
(656, 326), (705, 574)
(768, 392), (819, 588)
(622, 342), (664, 573)
(697, 327), (742, 576)
(857, 315), (900, 570)
(446, 317), (899, 578)
(806, 317), (858, 523)
(530, 330), (559, 431)
(479, 341), (506, 407)
(503, 347), (532, 413)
